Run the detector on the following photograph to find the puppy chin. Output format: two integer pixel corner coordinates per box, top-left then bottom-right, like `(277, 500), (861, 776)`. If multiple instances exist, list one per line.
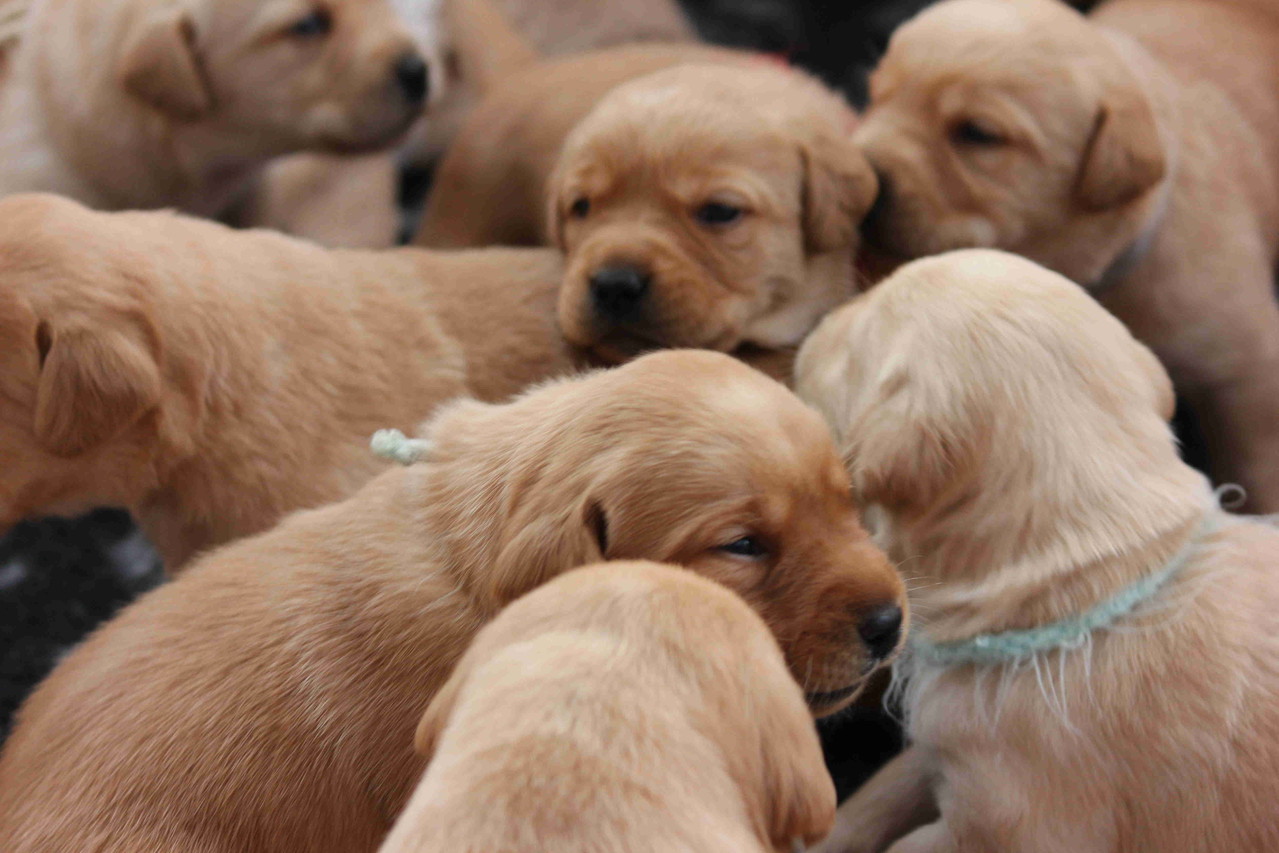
(306, 104), (421, 155)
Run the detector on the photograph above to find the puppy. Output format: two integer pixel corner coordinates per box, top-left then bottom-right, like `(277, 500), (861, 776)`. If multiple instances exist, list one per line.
(414, 41), (749, 248)
(380, 561), (836, 853)
(0, 350), (906, 853)
(797, 250), (1279, 853)
(0, 0), (429, 216)
(854, 0), (1279, 510)
(549, 62), (877, 371)
(0, 193), (575, 571)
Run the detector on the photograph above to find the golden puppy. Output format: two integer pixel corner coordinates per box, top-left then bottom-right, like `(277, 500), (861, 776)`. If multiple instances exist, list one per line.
(0, 350), (906, 853)
(853, 0), (1279, 510)
(414, 41), (748, 248)
(0, 0), (428, 216)
(797, 250), (1279, 853)
(380, 561), (836, 853)
(549, 62), (876, 370)
(0, 193), (574, 571)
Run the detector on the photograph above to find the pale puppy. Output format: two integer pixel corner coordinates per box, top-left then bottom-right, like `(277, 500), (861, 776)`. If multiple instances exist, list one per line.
(0, 193), (574, 571)
(0, 0), (429, 216)
(854, 0), (1279, 510)
(0, 350), (906, 853)
(797, 250), (1279, 853)
(381, 561), (835, 853)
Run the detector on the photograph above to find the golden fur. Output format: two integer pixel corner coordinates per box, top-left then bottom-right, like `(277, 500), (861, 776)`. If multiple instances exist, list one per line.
(0, 193), (575, 571)
(413, 41), (748, 248)
(0, 0), (427, 216)
(549, 62), (876, 368)
(380, 561), (835, 853)
(798, 250), (1279, 853)
(0, 350), (904, 853)
(853, 0), (1279, 511)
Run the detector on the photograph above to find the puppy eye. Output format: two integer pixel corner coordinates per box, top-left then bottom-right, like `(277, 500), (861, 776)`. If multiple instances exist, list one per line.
(569, 197), (591, 219)
(695, 201), (744, 227)
(951, 120), (1004, 147)
(289, 8), (332, 37)
(719, 536), (768, 558)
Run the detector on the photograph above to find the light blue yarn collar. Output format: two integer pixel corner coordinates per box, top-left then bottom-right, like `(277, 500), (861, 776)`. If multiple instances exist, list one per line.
(912, 515), (1215, 667)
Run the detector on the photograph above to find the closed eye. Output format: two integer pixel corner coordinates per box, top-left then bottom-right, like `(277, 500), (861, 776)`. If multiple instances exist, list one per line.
(719, 535), (768, 558)
(288, 8), (332, 38)
(950, 120), (1004, 147)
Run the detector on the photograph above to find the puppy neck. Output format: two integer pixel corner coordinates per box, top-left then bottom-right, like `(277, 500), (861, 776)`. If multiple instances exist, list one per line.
(882, 436), (1209, 645)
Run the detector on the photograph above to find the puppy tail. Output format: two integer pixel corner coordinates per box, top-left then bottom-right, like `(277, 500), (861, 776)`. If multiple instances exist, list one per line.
(445, 0), (538, 97)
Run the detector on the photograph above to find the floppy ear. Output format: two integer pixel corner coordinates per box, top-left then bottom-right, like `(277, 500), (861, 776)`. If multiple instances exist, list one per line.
(543, 168), (567, 250)
(1075, 83), (1165, 210)
(118, 7), (213, 120)
(846, 369), (975, 513)
(1133, 341), (1175, 422)
(34, 319), (163, 457)
(800, 126), (879, 255)
(413, 666), (468, 760)
(487, 496), (606, 605)
(762, 730), (837, 847)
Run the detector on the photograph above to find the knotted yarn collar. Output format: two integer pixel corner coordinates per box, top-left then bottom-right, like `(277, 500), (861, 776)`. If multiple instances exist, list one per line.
(912, 513), (1217, 668)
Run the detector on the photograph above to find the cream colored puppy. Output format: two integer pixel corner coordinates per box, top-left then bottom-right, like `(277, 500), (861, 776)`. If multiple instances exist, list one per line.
(0, 193), (574, 571)
(0, 0), (429, 216)
(797, 250), (1279, 853)
(549, 62), (876, 372)
(381, 561), (836, 853)
(854, 0), (1279, 510)
(0, 350), (906, 853)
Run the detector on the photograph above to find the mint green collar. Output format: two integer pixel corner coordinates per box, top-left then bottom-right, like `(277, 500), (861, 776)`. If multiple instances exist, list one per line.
(912, 516), (1215, 668)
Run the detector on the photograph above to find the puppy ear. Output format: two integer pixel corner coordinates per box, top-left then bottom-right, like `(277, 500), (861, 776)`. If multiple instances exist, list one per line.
(543, 169), (567, 250)
(763, 732), (837, 847)
(1075, 84), (1165, 210)
(413, 666), (467, 760)
(800, 125), (879, 254)
(118, 8), (213, 120)
(34, 319), (163, 457)
(487, 496), (606, 605)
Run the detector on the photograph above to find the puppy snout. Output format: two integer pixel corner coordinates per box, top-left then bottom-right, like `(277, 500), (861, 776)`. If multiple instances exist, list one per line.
(393, 52), (429, 105)
(589, 264), (651, 322)
(857, 602), (903, 661)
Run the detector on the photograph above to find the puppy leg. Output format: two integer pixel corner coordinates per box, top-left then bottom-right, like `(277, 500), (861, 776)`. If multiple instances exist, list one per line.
(808, 746), (938, 853)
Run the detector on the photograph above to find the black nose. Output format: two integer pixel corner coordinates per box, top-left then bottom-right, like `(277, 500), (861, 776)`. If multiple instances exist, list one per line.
(857, 603), (903, 660)
(589, 265), (651, 321)
(393, 52), (429, 104)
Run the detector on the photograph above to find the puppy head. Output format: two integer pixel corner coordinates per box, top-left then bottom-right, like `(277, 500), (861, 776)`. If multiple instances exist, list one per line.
(415, 561), (836, 847)
(421, 350), (906, 714)
(0, 196), (186, 528)
(550, 62), (877, 363)
(855, 0), (1165, 270)
(117, 0), (431, 152)
(796, 249), (1178, 536)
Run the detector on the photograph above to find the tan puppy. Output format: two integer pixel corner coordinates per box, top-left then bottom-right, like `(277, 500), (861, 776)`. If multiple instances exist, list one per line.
(0, 350), (906, 853)
(380, 561), (836, 853)
(0, 193), (575, 571)
(414, 41), (748, 248)
(797, 250), (1279, 853)
(549, 62), (876, 369)
(853, 0), (1279, 510)
(0, 0), (429, 216)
